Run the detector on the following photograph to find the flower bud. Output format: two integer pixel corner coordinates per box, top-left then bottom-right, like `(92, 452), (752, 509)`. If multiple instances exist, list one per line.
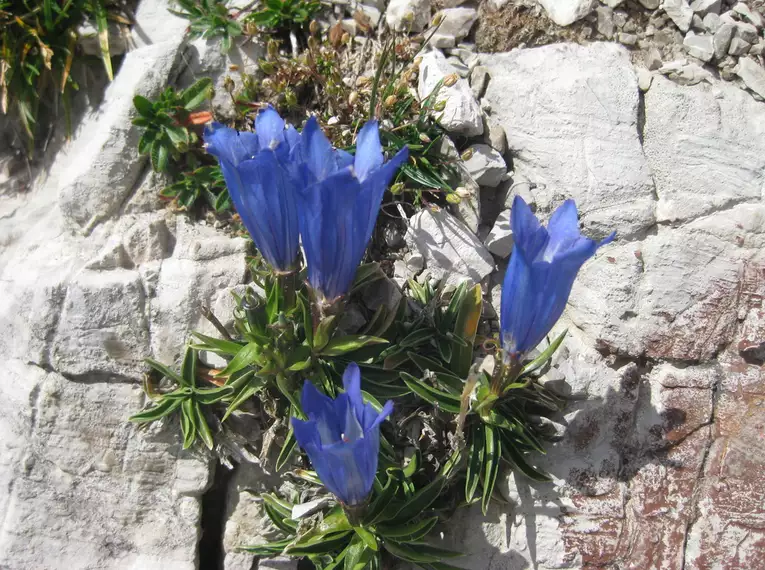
(285, 89), (297, 107)
(308, 36), (318, 51)
(390, 182), (405, 195)
(384, 95), (397, 107)
(461, 148), (474, 161)
(446, 193), (462, 204)
(348, 91), (359, 105)
(223, 76), (235, 93)
(341, 32), (351, 45)
(309, 20), (319, 35)
(267, 39), (279, 58)
(259, 60), (275, 75)
(356, 76), (371, 87)
(413, 56), (422, 69)
(431, 12), (444, 27)
(443, 73), (458, 87)
(433, 100), (446, 112)
(455, 186), (472, 199)
(418, 132), (431, 143)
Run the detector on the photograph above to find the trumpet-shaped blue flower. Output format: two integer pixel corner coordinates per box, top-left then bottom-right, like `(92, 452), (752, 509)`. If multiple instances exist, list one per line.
(501, 196), (615, 359)
(292, 363), (393, 506)
(204, 106), (301, 272)
(295, 118), (408, 302)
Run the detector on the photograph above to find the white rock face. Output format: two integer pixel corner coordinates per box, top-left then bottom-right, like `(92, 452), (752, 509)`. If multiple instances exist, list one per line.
(386, 0), (432, 32)
(482, 43), (656, 240)
(405, 208), (494, 285)
(537, 0), (596, 26)
(735, 56), (765, 99)
(643, 75), (765, 223)
(58, 37), (184, 231)
(418, 50), (484, 136)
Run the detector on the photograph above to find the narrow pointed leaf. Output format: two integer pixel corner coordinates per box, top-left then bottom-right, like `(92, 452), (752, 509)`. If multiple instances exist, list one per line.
(129, 397), (182, 423)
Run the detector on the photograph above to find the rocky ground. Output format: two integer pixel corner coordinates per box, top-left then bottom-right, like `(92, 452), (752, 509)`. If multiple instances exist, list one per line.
(1, 0), (764, 569)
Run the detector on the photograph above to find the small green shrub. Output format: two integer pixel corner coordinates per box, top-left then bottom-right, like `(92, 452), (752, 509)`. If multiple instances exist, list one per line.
(244, 0), (320, 34)
(170, 0), (242, 53)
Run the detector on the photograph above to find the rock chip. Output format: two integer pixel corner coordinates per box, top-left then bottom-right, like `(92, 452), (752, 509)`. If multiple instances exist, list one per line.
(405, 208), (494, 286)
(470, 65), (490, 99)
(428, 7), (478, 48)
(484, 208), (513, 258)
(645, 46), (664, 69)
(486, 123), (508, 155)
(386, 0), (431, 32)
(537, 0), (597, 27)
(597, 6), (616, 39)
(733, 1), (763, 27)
(462, 144), (507, 187)
(728, 36), (752, 55)
(703, 11), (722, 31)
(735, 21), (759, 43)
(662, 0), (694, 32)
(639, 0), (661, 8)
(417, 50), (483, 136)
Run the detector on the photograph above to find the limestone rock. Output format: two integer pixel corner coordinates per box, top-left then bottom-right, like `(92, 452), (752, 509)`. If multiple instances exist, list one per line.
(58, 38), (184, 230)
(713, 22), (736, 59)
(662, 0), (694, 32)
(417, 50), (483, 136)
(428, 7), (478, 48)
(689, 0), (721, 16)
(482, 43), (656, 240)
(683, 32), (715, 61)
(735, 56), (765, 98)
(0, 362), (209, 570)
(462, 144), (507, 187)
(537, 0), (597, 27)
(386, 0), (431, 32)
(405, 208), (494, 286)
(644, 75), (765, 223)
(485, 208), (513, 258)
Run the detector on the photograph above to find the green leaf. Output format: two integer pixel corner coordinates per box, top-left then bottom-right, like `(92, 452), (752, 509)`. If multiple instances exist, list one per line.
(129, 397), (183, 423)
(286, 344), (311, 372)
(181, 347), (197, 388)
(388, 476), (446, 524)
(299, 294), (314, 346)
(133, 95), (154, 118)
(481, 424), (501, 515)
(263, 495), (298, 534)
(320, 335), (389, 356)
(343, 535), (366, 570)
(194, 401), (214, 449)
(400, 372), (461, 413)
(465, 423), (484, 504)
(276, 428), (297, 471)
(239, 538), (291, 555)
(284, 531), (352, 556)
(518, 330), (568, 379)
(150, 139), (170, 172)
(190, 332), (245, 356)
(217, 342), (260, 377)
(313, 315), (336, 351)
(194, 385), (234, 404)
(376, 517), (438, 542)
(181, 77), (213, 110)
(498, 431), (551, 482)
(165, 124), (189, 148)
(364, 477), (398, 525)
(181, 399), (196, 449)
(222, 377), (266, 421)
(408, 352), (453, 376)
(399, 328), (434, 348)
(384, 541), (461, 563)
(450, 284), (482, 377)
(354, 526), (378, 551)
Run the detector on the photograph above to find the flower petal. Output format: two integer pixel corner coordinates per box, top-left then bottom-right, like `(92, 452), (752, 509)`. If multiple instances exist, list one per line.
(300, 116), (337, 182)
(300, 381), (343, 444)
(511, 195), (549, 263)
(255, 105), (285, 149)
(204, 122), (259, 166)
(353, 120), (383, 181)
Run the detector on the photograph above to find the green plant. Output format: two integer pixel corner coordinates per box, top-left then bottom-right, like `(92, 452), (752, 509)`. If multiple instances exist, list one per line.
(0, 0), (127, 152)
(171, 0), (242, 53)
(159, 164), (231, 211)
(245, 0), (320, 34)
(132, 78), (213, 171)
(130, 346), (234, 449)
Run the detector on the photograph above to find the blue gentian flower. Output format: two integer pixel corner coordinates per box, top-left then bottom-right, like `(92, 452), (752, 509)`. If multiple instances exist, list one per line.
(292, 363), (393, 506)
(500, 196), (615, 359)
(296, 118), (408, 302)
(204, 106), (301, 272)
